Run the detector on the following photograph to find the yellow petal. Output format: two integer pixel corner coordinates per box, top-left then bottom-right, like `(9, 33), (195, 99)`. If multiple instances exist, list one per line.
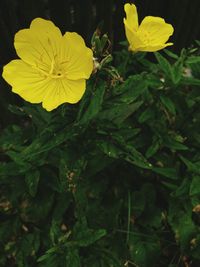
(42, 78), (86, 111)
(61, 32), (93, 80)
(124, 22), (144, 51)
(2, 59), (87, 111)
(14, 18), (62, 67)
(136, 42), (173, 52)
(2, 59), (47, 103)
(124, 3), (139, 31)
(139, 16), (174, 45)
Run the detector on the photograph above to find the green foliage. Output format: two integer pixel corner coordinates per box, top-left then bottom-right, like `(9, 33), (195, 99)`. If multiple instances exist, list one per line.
(1, 42), (200, 267)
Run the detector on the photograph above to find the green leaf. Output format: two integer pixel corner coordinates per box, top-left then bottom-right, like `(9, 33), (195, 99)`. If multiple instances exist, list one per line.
(186, 56), (200, 64)
(179, 156), (200, 175)
(8, 104), (27, 116)
(98, 140), (152, 169)
(72, 219), (106, 247)
(84, 152), (114, 178)
(190, 176), (200, 196)
(154, 52), (173, 80)
(25, 169), (40, 197)
(152, 167), (178, 179)
(66, 248), (80, 267)
(163, 49), (179, 60)
(155, 51), (184, 85)
(172, 178), (190, 197)
(160, 95), (176, 115)
(0, 125), (26, 151)
(131, 191), (145, 217)
(79, 83), (106, 124)
(18, 232), (40, 257)
(99, 100), (143, 124)
(145, 137), (161, 158)
(168, 200), (197, 251)
(181, 77), (200, 86)
(20, 123), (80, 161)
(27, 190), (55, 222)
(171, 56), (184, 85)
(114, 74), (148, 100)
(138, 107), (155, 123)
(0, 162), (30, 177)
(37, 247), (58, 263)
(129, 237), (160, 267)
(164, 136), (188, 151)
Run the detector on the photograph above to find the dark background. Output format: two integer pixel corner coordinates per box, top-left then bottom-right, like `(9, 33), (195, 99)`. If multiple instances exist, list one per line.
(0, 0), (200, 64)
(0, 0), (200, 126)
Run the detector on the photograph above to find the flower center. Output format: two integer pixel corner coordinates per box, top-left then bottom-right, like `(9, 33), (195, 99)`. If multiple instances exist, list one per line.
(49, 60), (65, 78)
(35, 58), (67, 79)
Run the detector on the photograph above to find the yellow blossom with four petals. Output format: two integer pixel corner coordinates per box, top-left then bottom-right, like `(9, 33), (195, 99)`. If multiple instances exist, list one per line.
(124, 3), (174, 52)
(3, 18), (93, 111)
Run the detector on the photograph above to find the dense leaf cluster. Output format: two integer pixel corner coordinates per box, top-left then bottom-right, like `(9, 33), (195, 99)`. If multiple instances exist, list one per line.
(0, 40), (200, 266)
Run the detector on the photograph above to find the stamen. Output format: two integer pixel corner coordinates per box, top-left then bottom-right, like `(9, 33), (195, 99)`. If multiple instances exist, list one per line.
(49, 59), (55, 75)
(33, 58), (65, 79)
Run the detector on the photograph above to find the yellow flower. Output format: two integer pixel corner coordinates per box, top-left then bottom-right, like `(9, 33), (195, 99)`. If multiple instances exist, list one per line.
(123, 3), (174, 52)
(3, 18), (93, 111)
